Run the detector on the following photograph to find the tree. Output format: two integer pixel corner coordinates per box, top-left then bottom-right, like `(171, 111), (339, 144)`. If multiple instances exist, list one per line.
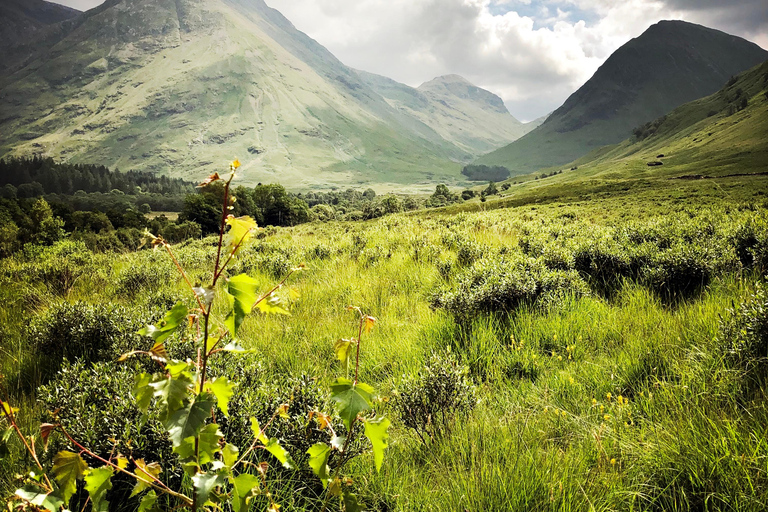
(483, 181), (498, 196)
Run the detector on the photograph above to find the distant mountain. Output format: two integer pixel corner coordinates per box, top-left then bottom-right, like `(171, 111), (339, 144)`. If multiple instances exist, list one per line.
(0, 0), (79, 48)
(478, 20), (768, 175)
(570, 59), (768, 177)
(357, 72), (530, 155)
(0, 0), (525, 189)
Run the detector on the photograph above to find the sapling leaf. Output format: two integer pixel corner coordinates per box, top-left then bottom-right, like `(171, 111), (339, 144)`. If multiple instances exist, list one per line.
(1, 427), (15, 458)
(264, 438), (295, 469)
(231, 474), (260, 512)
(225, 274), (260, 335)
(132, 459), (162, 497)
(137, 303), (188, 344)
(192, 470), (226, 509)
(306, 443), (331, 487)
(205, 377), (234, 416)
(363, 315), (376, 334)
(137, 490), (158, 512)
(84, 467), (114, 512)
(51, 451), (88, 505)
(164, 392), (215, 447)
(364, 416), (391, 472)
(15, 485), (64, 512)
(150, 373), (192, 422)
(1, 400), (19, 416)
(250, 417), (268, 443)
(343, 491), (362, 512)
(329, 378), (375, 429)
(255, 295), (290, 316)
(133, 373), (154, 414)
(222, 443), (239, 468)
(173, 424), (222, 465)
(225, 216), (258, 254)
(334, 339), (355, 365)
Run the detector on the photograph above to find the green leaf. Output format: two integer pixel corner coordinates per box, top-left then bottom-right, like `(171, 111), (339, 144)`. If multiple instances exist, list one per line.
(222, 443), (239, 468)
(52, 451), (88, 505)
(334, 339), (355, 365)
(225, 274), (261, 335)
(225, 216), (258, 254)
(131, 459), (162, 497)
(255, 295), (290, 316)
(137, 490), (158, 512)
(133, 373), (154, 414)
(0, 427), (12, 459)
(15, 486), (64, 512)
(84, 467), (113, 512)
(264, 438), (295, 469)
(364, 416), (390, 472)
(250, 417), (267, 443)
(329, 378), (375, 429)
(231, 473), (260, 512)
(173, 424), (223, 465)
(307, 443), (331, 487)
(205, 377), (234, 416)
(151, 373), (193, 422)
(165, 393), (215, 447)
(220, 341), (252, 353)
(192, 470), (226, 509)
(343, 491), (362, 512)
(137, 302), (188, 344)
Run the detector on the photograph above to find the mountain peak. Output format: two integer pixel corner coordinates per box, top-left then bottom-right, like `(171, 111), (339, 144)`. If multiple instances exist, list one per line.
(418, 75), (510, 115)
(0, 0), (80, 48)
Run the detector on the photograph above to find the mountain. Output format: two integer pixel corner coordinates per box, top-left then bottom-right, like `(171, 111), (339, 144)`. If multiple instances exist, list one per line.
(356, 72), (530, 155)
(0, 0), (525, 189)
(0, 0), (79, 49)
(477, 20), (768, 175)
(570, 59), (768, 178)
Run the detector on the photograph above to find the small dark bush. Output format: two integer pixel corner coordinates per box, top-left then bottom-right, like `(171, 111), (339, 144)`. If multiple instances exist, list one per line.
(573, 242), (632, 296)
(25, 240), (94, 295)
(392, 351), (477, 444)
(721, 285), (768, 369)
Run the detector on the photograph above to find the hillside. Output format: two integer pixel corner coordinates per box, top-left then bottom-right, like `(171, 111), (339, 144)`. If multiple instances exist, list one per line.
(0, 0), (79, 49)
(0, 0), (528, 190)
(478, 20), (768, 175)
(357, 72), (531, 155)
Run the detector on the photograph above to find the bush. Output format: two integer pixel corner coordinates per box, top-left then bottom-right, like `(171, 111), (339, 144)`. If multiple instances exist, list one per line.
(24, 240), (94, 295)
(392, 351), (477, 444)
(28, 301), (150, 378)
(721, 285), (768, 369)
(431, 254), (589, 320)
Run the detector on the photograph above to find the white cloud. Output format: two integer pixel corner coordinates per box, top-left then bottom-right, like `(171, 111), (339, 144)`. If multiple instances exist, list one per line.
(50, 0), (104, 10)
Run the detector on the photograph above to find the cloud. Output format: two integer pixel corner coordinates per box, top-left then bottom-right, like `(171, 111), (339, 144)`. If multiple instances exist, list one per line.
(50, 0), (104, 10)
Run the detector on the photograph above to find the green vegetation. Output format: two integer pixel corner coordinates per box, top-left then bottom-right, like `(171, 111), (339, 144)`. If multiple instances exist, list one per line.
(2, 158), (768, 510)
(461, 164), (511, 182)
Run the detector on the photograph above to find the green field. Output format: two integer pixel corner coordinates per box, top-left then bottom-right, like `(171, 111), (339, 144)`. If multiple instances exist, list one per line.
(2, 169), (768, 511)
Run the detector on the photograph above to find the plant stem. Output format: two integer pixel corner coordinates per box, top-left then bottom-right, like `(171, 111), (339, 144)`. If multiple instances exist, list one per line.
(354, 314), (364, 385)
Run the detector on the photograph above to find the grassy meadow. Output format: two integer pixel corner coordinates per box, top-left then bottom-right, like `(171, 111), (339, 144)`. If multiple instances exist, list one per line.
(2, 173), (768, 511)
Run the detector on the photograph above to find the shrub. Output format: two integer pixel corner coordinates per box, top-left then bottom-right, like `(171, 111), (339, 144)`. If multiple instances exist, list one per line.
(721, 284), (768, 369)
(392, 351), (477, 444)
(573, 241), (632, 296)
(25, 240), (94, 295)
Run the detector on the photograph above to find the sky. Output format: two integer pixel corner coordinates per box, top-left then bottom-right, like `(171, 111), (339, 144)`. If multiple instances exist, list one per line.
(52, 0), (768, 122)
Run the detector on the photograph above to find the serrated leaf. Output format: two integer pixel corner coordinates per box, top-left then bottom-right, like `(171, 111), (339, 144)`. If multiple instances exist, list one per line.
(115, 455), (129, 470)
(264, 438), (295, 469)
(307, 443), (332, 487)
(225, 216), (257, 253)
(198, 172), (221, 187)
(137, 490), (158, 512)
(15, 486), (64, 512)
(231, 474), (260, 512)
(151, 373), (193, 422)
(137, 303), (188, 344)
(132, 460), (162, 497)
(334, 339), (355, 365)
(255, 295), (290, 316)
(225, 274), (260, 335)
(149, 342), (168, 363)
(205, 337), (220, 354)
(173, 423), (222, 465)
(222, 443), (239, 468)
(133, 373), (154, 414)
(165, 393), (215, 447)
(84, 467), (114, 512)
(205, 377), (234, 416)
(0, 427), (12, 459)
(250, 417), (268, 443)
(52, 451), (88, 505)
(329, 378), (375, 429)
(329, 478), (342, 497)
(343, 491), (362, 512)
(1, 400), (19, 417)
(220, 341), (252, 353)
(40, 423), (55, 451)
(277, 403), (289, 419)
(364, 416), (390, 472)
(192, 470), (226, 508)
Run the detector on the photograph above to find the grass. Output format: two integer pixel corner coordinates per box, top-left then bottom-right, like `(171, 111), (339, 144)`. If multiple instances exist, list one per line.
(2, 179), (768, 510)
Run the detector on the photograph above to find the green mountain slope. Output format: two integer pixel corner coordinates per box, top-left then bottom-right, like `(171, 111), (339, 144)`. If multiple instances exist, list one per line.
(478, 20), (768, 175)
(357, 72), (530, 155)
(0, 0), (528, 189)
